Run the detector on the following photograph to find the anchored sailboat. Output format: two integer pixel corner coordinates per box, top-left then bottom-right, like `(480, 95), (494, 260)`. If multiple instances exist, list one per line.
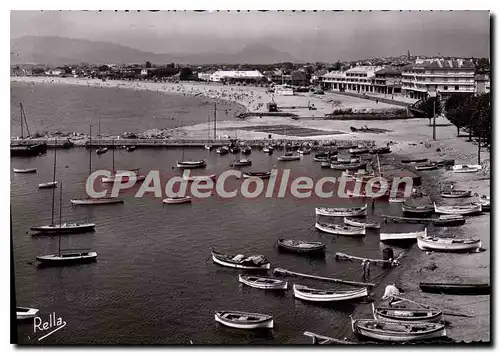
(10, 102), (47, 157)
(38, 147), (58, 189)
(177, 147), (207, 169)
(101, 140), (146, 184)
(277, 128), (300, 161)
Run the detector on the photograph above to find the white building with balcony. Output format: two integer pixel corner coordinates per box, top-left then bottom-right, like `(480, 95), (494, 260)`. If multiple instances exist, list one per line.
(209, 70), (264, 82)
(321, 66), (384, 93)
(402, 58), (475, 100)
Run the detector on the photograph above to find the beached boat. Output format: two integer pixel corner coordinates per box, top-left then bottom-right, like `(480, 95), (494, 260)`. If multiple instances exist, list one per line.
(419, 282), (490, 295)
(415, 163), (437, 171)
(473, 196), (490, 211)
(349, 147), (370, 155)
(452, 164), (481, 173)
(315, 222), (366, 236)
(162, 196), (192, 204)
(351, 318), (446, 342)
(176, 160), (207, 169)
(231, 159), (252, 167)
(433, 202), (481, 215)
(13, 168), (37, 173)
(38, 181), (58, 189)
(334, 156), (361, 163)
(401, 158), (428, 164)
(433, 159), (455, 167)
(242, 171), (271, 179)
(238, 274), (288, 290)
(352, 318), (447, 342)
(330, 161), (367, 171)
(380, 228), (426, 242)
(344, 217), (380, 229)
(417, 235), (481, 252)
(432, 215), (465, 227)
(401, 203), (434, 216)
(212, 250), (270, 270)
(389, 197), (407, 203)
(294, 284), (368, 302)
(276, 239), (326, 254)
(372, 304), (443, 323)
(182, 174), (216, 182)
(315, 204), (367, 217)
(16, 307), (39, 320)
(215, 311), (273, 329)
(440, 190), (472, 198)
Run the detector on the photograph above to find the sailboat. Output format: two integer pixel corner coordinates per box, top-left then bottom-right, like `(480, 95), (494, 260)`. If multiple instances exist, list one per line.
(204, 114), (213, 150)
(31, 181), (96, 234)
(277, 128), (300, 161)
(10, 102), (47, 157)
(38, 147), (58, 189)
(70, 124), (124, 205)
(176, 147), (206, 169)
(101, 140), (146, 184)
(96, 115), (108, 155)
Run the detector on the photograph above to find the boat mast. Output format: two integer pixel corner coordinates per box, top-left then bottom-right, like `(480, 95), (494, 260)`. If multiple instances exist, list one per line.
(207, 114), (210, 142)
(89, 124), (92, 175)
(51, 148), (57, 225)
(112, 140), (115, 173)
(59, 181), (63, 228)
(19, 103), (23, 139)
(214, 103), (217, 140)
(20, 103), (31, 138)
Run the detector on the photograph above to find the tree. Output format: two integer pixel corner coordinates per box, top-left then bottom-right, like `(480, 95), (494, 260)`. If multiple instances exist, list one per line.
(475, 58), (490, 75)
(415, 96), (442, 121)
(145, 61), (152, 68)
(179, 67), (193, 81)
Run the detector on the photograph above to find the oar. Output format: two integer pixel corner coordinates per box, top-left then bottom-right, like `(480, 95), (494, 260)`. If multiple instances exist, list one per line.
(393, 295), (475, 318)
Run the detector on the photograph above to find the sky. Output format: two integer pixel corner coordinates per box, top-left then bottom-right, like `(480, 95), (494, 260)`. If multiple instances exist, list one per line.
(10, 10), (490, 61)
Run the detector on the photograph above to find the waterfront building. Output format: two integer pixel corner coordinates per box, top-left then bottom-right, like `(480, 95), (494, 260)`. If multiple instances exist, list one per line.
(373, 68), (402, 95)
(320, 66), (384, 93)
(208, 70), (265, 82)
(475, 74), (490, 95)
(401, 58), (475, 100)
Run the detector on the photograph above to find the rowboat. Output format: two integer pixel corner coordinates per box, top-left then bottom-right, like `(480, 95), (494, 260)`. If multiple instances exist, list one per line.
(433, 202), (481, 215)
(36, 251), (98, 265)
(38, 181), (58, 189)
(452, 164), (481, 173)
(293, 284), (368, 302)
(238, 274), (288, 290)
(314, 156), (330, 163)
(30, 222), (96, 234)
(417, 235), (481, 252)
(315, 222), (366, 236)
(216, 146), (229, 155)
(330, 161), (367, 171)
(349, 147), (370, 155)
(401, 158), (428, 164)
(231, 159), (252, 167)
(215, 311), (273, 329)
(432, 215), (466, 227)
(276, 239), (326, 254)
(344, 217), (380, 229)
(13, 168), (37, 173)
(303, 331), (356, 345)
(242, 171), (271, 179)
(212, 250), (270, 270)
(176, 160), (207, 169)
(96, 147), (108, 155)
(16, 307), (39, 320)
(241, 146), (252, 155)
(315, 204), (367, 217)
(351, 318), (446, 342)
(70, 197), (124, 205)
(277, 154), (301, 161)
(419, 282), (490, 295)
(333, 156), (361, 163)
(415, 163), (437, 171)
(182, 174), (216, 182)
(380, 228), (426, 242)
(162, 196), (192, 204)
(371, 304), (443, 323)
(401, 203), (434, 216)
(440, 190), (472, 198)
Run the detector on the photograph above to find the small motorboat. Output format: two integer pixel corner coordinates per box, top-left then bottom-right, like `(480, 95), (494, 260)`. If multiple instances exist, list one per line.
(231, 159), (252, 167)
(70, 197), (124, 206)
(38, 181), (58, 189)
(176, 160), (207, 169)
(344, 217), (380, 229)
(315, 204), (367, 217)
(30, 222), (96, 234)
(277, 154), (301, 161)
(298, 148), (312, 155)
(401, 158), (428, 164)
(96, 147), (108, 155)
(13, 168), (37, 173)
(238, 274), (288, 290)
(419, 282), (490, 295)
(212, 250), (270, 270)
(452, 164), (481, 173)
(182, 174), (216, 182)
(162, 196), (192, 204)
(433, 202), (481, 215)
(432, 215), (465, 227)
(417, 235), (481, 252)
(380, 228), (426, 242)
(293, 284), (368, 302)
(440, 190), (472, 198)
(315, 222), (366, 236)
(216, 146), (229, 155)
(372, 303), (443, 323)
(351, 318), (446, 342)
(16, 307), (39, 320)
(415, 163), (438, 171)
(36, 251), (98, 265)
(262, 146), (274, 154)
(215, 311), (273, 329)
(276, 239), (326, 254)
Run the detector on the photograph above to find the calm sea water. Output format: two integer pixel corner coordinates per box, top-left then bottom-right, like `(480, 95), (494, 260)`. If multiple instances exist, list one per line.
(11, 83), (419, 344)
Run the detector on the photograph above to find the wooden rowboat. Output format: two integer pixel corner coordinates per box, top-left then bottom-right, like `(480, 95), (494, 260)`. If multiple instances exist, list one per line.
(351, 318), (446, 342)
(371, 303), (443, 323)
(344, 217), (380, 229)
(330, 161), (367, 171)
(276, 239), (326, 254)
(176, 160), (207, 169)
(440, 190), (472, 198)
(238, 274), (287, 290)
(38, 181), (58, 189)
(401, 158), (428, 164)
(432, 215), (465, 227)
(293, 284), (368, 302)
(215, 311), (273, 329)
(212, 250), (270, 270)
(417, 235), (481, 252)
(380, 228), (426, 242)
(13, 168), (37, 173)
(315, 204), (367, 217)
(433, 202), (481, 215)
(414, 163), (437, 171)
(16, 307), (39, 320)
(315, 222), (366, 236)
(402, 203), (434, 216)
(419, 282), (490, 295)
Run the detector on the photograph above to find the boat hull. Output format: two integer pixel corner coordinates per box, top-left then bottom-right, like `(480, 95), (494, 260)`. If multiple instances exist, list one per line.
(433, 203), (481, 215)
(419, 282), (490, 295)
(277, 155), (301, 161)
(294, 285), (367, 302)
(13, 168), (37, 173)
(30, 223), (96, 234)
(215, 312), (273, 329)
(70, 198), (124, 205)
(176, 161), (206, 169)
(212, 253), (270, 270)
(238, 275), (288, 290)
(162, 197), (192, 204)
(36, 252), (97, 265)
(352, 319), (446, 342)
(11, 143), (47, 157)
(315, 222), (366, 236)
(16, 307), (39, 320)
(372, 305), (443, 323)
(242, 172), (271, 179)
(315, 205), (367, 217)
(417, 237), (481, 252)
(380, 229), (426, 242)
(38, 182), (58, 189)
(276, 239), (326, 254)
(344, 217), (380, 229)
(440, 191), (472, 198)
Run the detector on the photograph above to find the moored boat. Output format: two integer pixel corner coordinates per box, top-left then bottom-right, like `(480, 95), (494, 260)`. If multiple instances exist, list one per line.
(433, 202), (481, 215)
(16, 307), (39, 320)
(96, 147), (108, 155)
(215, 311), (273, 329)
(13, 168), (37, 173)
(389, 197), (407, 203)
(415, 163), (437, 171)
(176, 160), (207, 169)
(38, 181), (58, 189)
(277, 154), (301, 161)
(344, 217), (380, 229)
(349, 147), (370, 155)
(216, 146), (229, 155)
(380, 228), (426, 242)
(162, 196), (192, 204)
(370, 147), (391, 154)
(11, 143), (48, 157)
(242, 171), (271, 179)
(402, 203), (434, 216)
(330, 161), (367, 171)
(401, 158), (428, 164)
(126, 145), (137, 152)
(262, 146), (274, 154)
(315, 222), (366, 236)
(315, 204), (367, 217)
(238, 274), (288, 290)
(321, 161), (331, 168)
(276, 239), (326, 254)
(417, 235), (481, 252)
(351, 318), (446, 342)
(212, 250), (270, 270)
(36, 251), (98, 265)
(70, 197), (124, 205)
(241, 146), (252, 155)
(419, 282), (490, 295)
(452, 164), (481, 173)
(31, 222), (96, 234)
(440, 190), (472, 198)
(432, 215), (465, 227)
(102, 170), (146, 184)
(231, 159), (252, 167)
(293, 284), (368, 302)
(371, 303), (443, 323)
(298, 147), (311, 155)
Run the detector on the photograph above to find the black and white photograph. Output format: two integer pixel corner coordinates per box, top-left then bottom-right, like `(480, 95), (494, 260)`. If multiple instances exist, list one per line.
(9, 9), (491, 346)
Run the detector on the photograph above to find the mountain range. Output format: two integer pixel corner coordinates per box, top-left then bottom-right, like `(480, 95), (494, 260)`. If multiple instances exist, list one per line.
(11, 36), (301, 66)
